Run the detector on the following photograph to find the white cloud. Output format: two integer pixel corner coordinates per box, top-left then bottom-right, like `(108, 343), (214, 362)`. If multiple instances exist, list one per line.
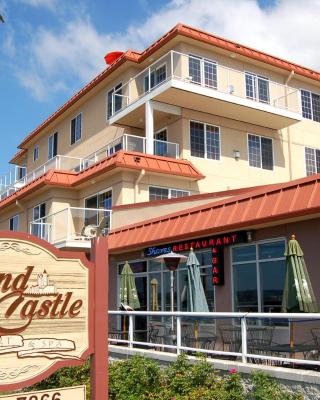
(14, 0), (320, 100)
(17, 0), (58, 10)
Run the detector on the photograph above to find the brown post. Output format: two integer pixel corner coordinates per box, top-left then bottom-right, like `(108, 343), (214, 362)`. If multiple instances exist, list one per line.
(91, 236), (109, 400)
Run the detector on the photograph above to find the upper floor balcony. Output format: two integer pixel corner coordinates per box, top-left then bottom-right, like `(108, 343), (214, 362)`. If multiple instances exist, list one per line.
(30, 206), (112, 249)
(0, 134), (179, 201)
(108, 50), (302, 130)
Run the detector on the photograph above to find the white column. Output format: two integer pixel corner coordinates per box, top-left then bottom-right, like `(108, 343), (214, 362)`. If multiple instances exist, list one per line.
(145, 100), (154, 155)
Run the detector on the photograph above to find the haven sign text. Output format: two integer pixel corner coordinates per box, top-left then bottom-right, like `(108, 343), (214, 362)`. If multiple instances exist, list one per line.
(0, 233), (93, 390)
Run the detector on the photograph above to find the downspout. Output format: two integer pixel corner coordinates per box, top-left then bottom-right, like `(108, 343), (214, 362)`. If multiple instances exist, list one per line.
(285, 70), (295, 181)
(134, 169), (145, 203)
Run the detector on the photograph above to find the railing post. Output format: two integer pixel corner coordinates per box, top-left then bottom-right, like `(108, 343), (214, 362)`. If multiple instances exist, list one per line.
(176, 316), (181, 355)
(128, 314), (134, 348)
(241, 316), (247, 364)
(148, 67), (151, 93)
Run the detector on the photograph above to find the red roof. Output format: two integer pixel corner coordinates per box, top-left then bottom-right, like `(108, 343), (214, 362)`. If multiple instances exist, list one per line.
(0, 151), (203, 209)
(17, 23), (319, 150)
(108, 173), (320, 253)
(10, 149), (27, 164)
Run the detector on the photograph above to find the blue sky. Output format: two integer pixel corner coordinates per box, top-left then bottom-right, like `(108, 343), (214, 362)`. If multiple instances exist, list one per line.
(0, 0), (319, 176)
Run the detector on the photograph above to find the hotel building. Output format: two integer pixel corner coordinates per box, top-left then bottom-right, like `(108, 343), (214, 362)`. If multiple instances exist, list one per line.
(1, 24), (320, 318)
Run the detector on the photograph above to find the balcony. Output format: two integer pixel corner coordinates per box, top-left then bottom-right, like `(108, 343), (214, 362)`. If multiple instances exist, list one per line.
(30, 207), (112, 249)
(0, 135), (179, 201)
(108, 50), (302, 130)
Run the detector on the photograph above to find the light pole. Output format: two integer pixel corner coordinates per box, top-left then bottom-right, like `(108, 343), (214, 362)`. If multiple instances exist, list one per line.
(154, 252), (187, 331)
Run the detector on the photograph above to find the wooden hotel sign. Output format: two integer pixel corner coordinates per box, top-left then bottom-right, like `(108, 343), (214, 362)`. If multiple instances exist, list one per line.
(0, 232), (94, 392)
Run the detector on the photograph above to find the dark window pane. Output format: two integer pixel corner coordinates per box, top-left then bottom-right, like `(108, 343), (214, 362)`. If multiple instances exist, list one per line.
(232, 245), (256, 263)
(311, 92), (320, 122)
(258, 241), (285, 260)
(190, 121), (205, 158)
(305, 147), (316, 176)
(204, 60), (217, 88)
(261, 137), (273, 170)
(260, 260), (286, 312)
(149, 187), (169, 201)
(245, 73), (255, 99)
(248, 134), (261, 167)
(233, 263), (258, 312)
(206, 125), (220, 160)
(257, 77), (269, 103)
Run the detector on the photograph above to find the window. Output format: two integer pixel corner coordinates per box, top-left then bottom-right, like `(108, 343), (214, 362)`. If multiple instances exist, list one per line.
(232, 240), (286, 312)
(305, 147), (320, 176)
(33, 145), (39, 162)
(301, 90), (320, 122)
(9, 215), (19, 231)
(190, 121), (220, 160)
(188, 55), (217, 88)
(154, 129), (168, 156)
(245, 72), (269, 103)
(85, 189), (112, 226)
(32, 203), (47, 240)
(107, 83), (122, 119)
(149, 186), (190, 201)
(248, 134), (273, 170)
(70, 114), (82, 145)
(48, 132), (58, 159)
(144, 64), (167, 92)
(16, 165), (26, 180)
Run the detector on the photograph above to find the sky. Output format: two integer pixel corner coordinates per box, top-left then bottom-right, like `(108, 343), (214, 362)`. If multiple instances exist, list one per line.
(0, 0), (320, 177)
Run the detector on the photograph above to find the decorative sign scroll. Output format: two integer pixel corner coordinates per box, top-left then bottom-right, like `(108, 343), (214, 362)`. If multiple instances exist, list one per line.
(0, 234), (93, 391)
(212, 246), (224, 285)
(0, 385), (86, 400)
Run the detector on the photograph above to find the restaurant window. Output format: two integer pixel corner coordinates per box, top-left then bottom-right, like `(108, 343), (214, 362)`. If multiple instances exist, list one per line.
(305, 147), (320, 176)
(248, 134), (273, 170)
(188, 55), (217, 88)
(9, 215), (19, 231)
(301, 90), (320, 122)
(107, 83), (122, 119)
(48, 132), (58, 160)
(245, 72), (269, 103)
(149, 186), (190, 201)
(84, 189), (112, 226)
(190, 121), (220, 160)
(70, 114), (82, 145)
(232, 239), (286, 312)
(144, 64), (166, 92)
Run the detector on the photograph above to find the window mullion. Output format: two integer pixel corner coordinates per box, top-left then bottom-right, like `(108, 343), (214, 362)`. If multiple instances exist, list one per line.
(256, 243), (262, 313)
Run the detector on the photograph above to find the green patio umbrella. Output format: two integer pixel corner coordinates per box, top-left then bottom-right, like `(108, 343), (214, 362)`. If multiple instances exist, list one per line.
(119, 261), (140, 310)
(281, 235), (318, 346)
(187, 248), (209, 342)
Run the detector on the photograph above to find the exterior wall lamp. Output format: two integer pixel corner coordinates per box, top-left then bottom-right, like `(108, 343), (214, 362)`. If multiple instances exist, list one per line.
(246, 230), (254, 243)
(233, 150), (240, 161)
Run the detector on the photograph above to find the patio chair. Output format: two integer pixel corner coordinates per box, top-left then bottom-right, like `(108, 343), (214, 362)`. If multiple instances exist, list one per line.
(219, 324), (242, 354)
(247, 325), (275, 364)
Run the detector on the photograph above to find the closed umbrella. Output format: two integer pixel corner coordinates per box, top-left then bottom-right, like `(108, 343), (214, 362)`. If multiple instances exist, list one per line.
(281, 235), (318, 347)
(187, 248), (209, 342)
(119, 261), (140, 335)
(120, 261), (140, 309)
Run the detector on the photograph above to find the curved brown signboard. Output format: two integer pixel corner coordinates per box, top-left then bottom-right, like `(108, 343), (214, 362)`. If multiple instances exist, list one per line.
(0, 232), (93, 391)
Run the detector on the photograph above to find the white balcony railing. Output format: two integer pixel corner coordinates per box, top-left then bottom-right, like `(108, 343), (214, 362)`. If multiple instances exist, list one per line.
(109, 50), (301, 117)
(0, 135), (179, 202)
(30, 207), (112, 246)
(108, 311), (320, 368)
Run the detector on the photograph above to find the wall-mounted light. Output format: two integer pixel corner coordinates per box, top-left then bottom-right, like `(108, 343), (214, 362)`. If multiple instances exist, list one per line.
(228, 84), (235, 94)
(233, 150), (240, 161)
(246, 230), (254, 243)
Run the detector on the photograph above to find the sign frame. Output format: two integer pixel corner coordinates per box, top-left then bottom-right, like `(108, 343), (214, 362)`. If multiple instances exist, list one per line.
(0, 231), (95, 392)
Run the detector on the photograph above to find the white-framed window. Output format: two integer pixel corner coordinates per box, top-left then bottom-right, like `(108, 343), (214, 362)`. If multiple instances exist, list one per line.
(31, 202), (47, 240)
(301, 89), (320, 122)
(232, 239), (286, 313)
(188, 55), (217, 88)
(33, 145), (39, 162)
(248, 133), (273, 170)
(149, 186), (190, 201)
(9, 215), (19, 231)
(48, 132), (58, 160)
(245, 72), (269, 103)
(144, 63), (167, 92)
(107, 83), (122, 119)
(84, 188), (112, 227)
(305, 147), (320, 176)
(190, 121), (220, 160)
(70, 114), (82, 145)
(154, 128), (168, 156)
